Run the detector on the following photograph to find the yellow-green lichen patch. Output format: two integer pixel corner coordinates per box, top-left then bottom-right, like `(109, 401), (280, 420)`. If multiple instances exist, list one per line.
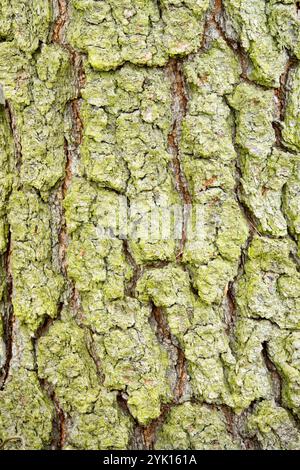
(68, 0), (210, 71)
(282, 156), (300, 253)
(0, 42), (32, 108)
(228, 318), (274, 411)
(282, 64), (300, 152)
(64, 178), (132, 301)
(182, 193), (248, 304)
(0, 0), (52, 53)
(0, 42), (76, 195)
(8, 190), (64, 332)
(180, 45), (249, 303)
(183, 37), (242, 96)
(64, 176), (173, 424)
(37, 315), (133, 449)
(179, 56), (249, 304)
(79, 63), (179, 263)
(155, 402), (240, 449)
(65, 390), (132, 450)
(236, 236), (300, 329)
(19, 44), (76, 194)
(92, 298), (172, 425)
(243, 148), (298, 237)
(183, 303), (236, 406)
(137, 266), (236, 406)
(0, 108), (14, 253)
(227, 83), (294, 236)
(222, 0), (287, 87)
(228, 82), (275, 159)
(247, 400), (300, 450)
(181, 92), (236, 160)
(37, 316), (103, 414)
(268, 330), (300, 416)
(80, 64), (173, 197)
(0, 368), (54, 449)
(267, 0), (300, 59)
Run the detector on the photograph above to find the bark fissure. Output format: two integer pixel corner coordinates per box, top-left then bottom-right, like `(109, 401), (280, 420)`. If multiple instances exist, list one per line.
(273, 58), (299, 153)
(167, 59), (192, 261)
(262, 341), (282, 406)
(0, 231), (13, 390)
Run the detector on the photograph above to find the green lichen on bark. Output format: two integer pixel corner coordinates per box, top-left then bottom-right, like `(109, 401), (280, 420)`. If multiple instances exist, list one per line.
(0, 322), (54, 450)
(68, 0), (210, 70)
(64, 176), (173, 423)
(19, 44), (76, 194)
(0, 369), (54, 449)
(0, 107), (13, 253)
(267, 1), (300, 59)
(0, 0), (52, 53)
(37, 313), (133, 449)
(282, 63), (300, 152)
(0, 41), (75, 195)
(247, 400), (300, 450)
(8, 190), (64, 332)
(155, 402), (240, 449)
(79, 62), (179, 263)
(236, 236), (300, 328)
(137, 266), (236, 405)
(91, 299), (172, 425)
(0, 0), (300, 451)
(222, 0), (288, 87)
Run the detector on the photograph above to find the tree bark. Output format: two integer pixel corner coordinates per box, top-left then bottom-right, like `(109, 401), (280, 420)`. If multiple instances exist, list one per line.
(0, 0), (300, 450)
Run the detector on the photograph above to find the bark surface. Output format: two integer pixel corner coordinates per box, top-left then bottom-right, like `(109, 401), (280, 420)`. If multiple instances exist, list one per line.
(0, 0), (300, 450)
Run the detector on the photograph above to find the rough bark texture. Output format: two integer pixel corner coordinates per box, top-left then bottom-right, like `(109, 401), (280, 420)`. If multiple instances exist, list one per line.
(0, 0), (300, 451)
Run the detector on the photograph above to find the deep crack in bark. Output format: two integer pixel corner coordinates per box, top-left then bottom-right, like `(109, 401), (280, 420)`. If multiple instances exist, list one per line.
(0, 230), (13, 390)
(167, 59), (192, 261)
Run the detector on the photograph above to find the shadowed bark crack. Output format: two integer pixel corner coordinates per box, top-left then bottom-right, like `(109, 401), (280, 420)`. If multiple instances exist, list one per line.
(151, 305), (188, 404)
(167, 59), (192, 261)
(0, 106), (16, 390)
(262, 341), (282, 406)
(123, 240), (141, 298)
(5, 103), (22, 178)
(28, 0), (86, 450)
(32, 316), (66, 450)
(0, 240), (13, 390)
(138, 304), (189, 450)
(52, 0), (68, 45)
(51, 392), (67, 449)
(52, 0), (85, 315)
(273, 58), (299, 153)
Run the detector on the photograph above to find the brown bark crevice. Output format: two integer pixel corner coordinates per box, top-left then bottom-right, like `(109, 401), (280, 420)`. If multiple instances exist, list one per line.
(166, 59), (192, 261)
(0, 248), (13, 391)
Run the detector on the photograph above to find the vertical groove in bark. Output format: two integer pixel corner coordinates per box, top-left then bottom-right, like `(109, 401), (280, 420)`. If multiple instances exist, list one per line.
(52, 393), (67, 450)
(52, 0), (68, 44)
(273, 58), (298, 153)
(0, 104), (17, 390)
(25, 0), (86, 449)
(5, 103), (22, 179)
(167, 59), (191, 260)
(123, 240), (141, 298)
(212, 0), (249, 78)
(261, 341), (282, 406)
(151, 305), (187, 404)
(52, 0), (85, 314)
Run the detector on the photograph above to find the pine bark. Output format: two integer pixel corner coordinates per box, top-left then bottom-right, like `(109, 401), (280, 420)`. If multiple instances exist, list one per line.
(0, 0), (300, 450)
